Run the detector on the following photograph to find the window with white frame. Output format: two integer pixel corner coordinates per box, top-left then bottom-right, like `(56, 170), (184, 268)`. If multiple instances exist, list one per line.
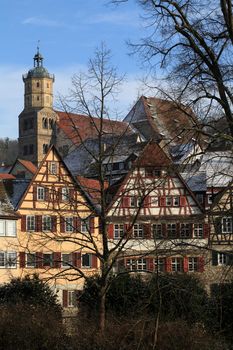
(82, 253), (92, 268)
(130, 197), (136, 207)
(42, 216), (52, 231)
(49, 162), (57, 174)
(68, 290), (77, 307)
(26, 253), (36, 268)
(166, 197), (172, 206)
(61, 187), (69, 201)
(188, 257), (198, 272)
(180, 223), (192, 238)
(152, 224), (163, 239)
(151, 197), (158, 206)
(217, 252), (228, 265)
(81, 218), (90, 233)
(154, 258), (165, 272)
(37, 187), (45, 200)
(133, 224), (144, 238)
(126, 258), (147, 271)
(193, 223), (203, 238)
(167, 223), (177, 238)
(222, 217), (232, 233)
(173, 197), (180, 206)
(65, 217), (73, 232)
(0, 220), (16, 237)
(171, 257), (183, 272)
(43, 253), (53, 267)
(26, 216), (35, 231)
(0, 252), (17, 268)
(62, 253), (72, 268)
(114, 224), (124, 239)
(207, 194), (213, 204)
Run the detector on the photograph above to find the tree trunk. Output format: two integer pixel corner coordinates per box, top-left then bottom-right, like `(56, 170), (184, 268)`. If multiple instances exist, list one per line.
(99, 286), (106, 333)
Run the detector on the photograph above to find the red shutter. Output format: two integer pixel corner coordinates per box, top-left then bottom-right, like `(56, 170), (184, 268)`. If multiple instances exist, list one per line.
(36, 252), (43, 268)
(183, 257), (189, 272)
(77, 252), (81, 268)
(203, 223), (210, 239)
(33, 186), (37, 201)
(53, 252), (61, 268)
(52, 216), (57, 232)
(19, 252), (25, 268)
(69, 189), (75, 201)
(121, 196), (130, 208)
(62, 290), (68, 308)
(21, 216), (26, 232)
(92, 254), (98, 269)
(60, 217), (65, 233)
(45, 188), (49, 201)
(108, 224), (114, 239)
(143, 224), (151, 238)
(147, 258), (154, 272)
(144, 196), (151, 208)
(90, 217), (95, 234)
(165, 257), (172, 272)
(180, 196), (187, 206)
(36, 216), (42, 232)
(159, 196), (166, 207)
(198, 256), (205, 272)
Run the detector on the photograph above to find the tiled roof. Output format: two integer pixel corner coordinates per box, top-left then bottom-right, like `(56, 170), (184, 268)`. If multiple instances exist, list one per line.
(4, 180), (30, 209)
(181, 172), (207, 192)
(0, 174), (16, 180)
(0, 181), (19, 218)
(77, 176), (108, 202)
(134, 141), (172, 168)
(18, 159), (37, 174)
(57, 111), (130, 146)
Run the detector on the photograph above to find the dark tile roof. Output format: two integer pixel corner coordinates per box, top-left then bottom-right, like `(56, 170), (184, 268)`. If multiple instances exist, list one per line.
(3, 180), (30, 209)
(181, 172), (207, 192)
(0, 181), (19, 218)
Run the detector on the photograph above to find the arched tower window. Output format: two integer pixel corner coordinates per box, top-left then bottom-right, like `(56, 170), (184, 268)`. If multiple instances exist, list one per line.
(49, 119), (54, 129)
(36, 81), (40, 88)
(42, 118), (48, 129)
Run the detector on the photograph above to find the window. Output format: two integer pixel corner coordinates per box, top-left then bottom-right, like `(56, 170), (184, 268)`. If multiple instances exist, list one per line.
(173, 197), (180, 206)
(37, 96), (40, 101)
(0, 220), (16, 237)
(171, 257), (183, 272)
(222, 217), (232, 233)
(151, 197), (158, 206)
(62, 253), (72, 268)
(180, 223), (192, 238)
(188, 257), (198, 272)
(81, 218), (90, 233)
(133, 224), (144, 238)
(126, 258), (147, 271)
(82, 253), (91, 268)
(42, 118), (48, 129)
(61, 187), (69, 201)
(49, 162), (57, 174)
(114, 224), (124, 239)
(193, 223), (203, 238)
(65, 217), (73, 232)
(130, 197), (136, 207)
(217, 252), (228, 265)
(145, 167), (161, 177)
(166, 197), (172, 206)
(167, 223), (177, 238)
(154, 258), (165, 272)
(26, 253), (36, 268)
(43, 253), (53, 267)
(26, 216), (35, 231)
(42, 216), (52, 231)
(68, 290), (76, 307)
(36, 81), (40, 87)
(196, 194), (204, 204)
(152, 224), (163, 239)
(0, 252), (17, 268)
(207, 194), (213, 204)
(37, 187), (45, 200)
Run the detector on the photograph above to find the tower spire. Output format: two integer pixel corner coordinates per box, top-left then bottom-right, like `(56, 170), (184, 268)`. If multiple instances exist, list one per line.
(34, 41), (43, 67)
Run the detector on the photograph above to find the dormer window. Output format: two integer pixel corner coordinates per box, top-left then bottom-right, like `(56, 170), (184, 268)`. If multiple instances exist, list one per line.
(145, 167), (161, 177)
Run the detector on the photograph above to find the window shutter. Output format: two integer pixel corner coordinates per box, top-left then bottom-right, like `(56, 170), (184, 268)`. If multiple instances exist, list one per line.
(45, 188), (49, 201)
(36, 216), (42, 232)
(62, 290), (68, 308)
(60, 217), (65, 233)
(53, 252), (61, 268)
(147, 258), (154, 272)
(21, 216), (26, 232)
(92, 254), (98, 269)
(165, 257), (172, 272)
(159, 196), (166, 207)
(52, 216), (57, 232)
(176, 223), (180, 238)
(69, 188), (75, 201)
(36, 252), (43, 268)
(72, 252), (81, 268)
(214, 217), (222, 234)
(108, 224), (114, 239)
(77, 252), (81, 268)
(198, 256), (205, 272)
(121, 196), (130, 208)
(33, 186), (37, 201)
(227, 252), (233, 266)
(203, 223), (210, 239)
(212, 251), (218, 266)
(183, 257), (189, 272)
(180, 196), (187, 206)
(143, 196), (151, 208)
(19, 252), (25, 268)
(90, 217), (95, 234)
(143, 224), (151, 238)
(58, 188), (63, 202)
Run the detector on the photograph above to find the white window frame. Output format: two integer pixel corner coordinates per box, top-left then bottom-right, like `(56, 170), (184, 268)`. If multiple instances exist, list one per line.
(154, 258), (165, 272)
(130, 197), (136, 207)
(37, 187), (45, 200)
(42, 216), (52, 232)
(180, 223), (192, 238)
(65, 217), (73, 232)
(61, 253), (72, 268)
(49, 162), (57, 175)
(81, 218), (90, 234)
(217, 252), (227, 265)
(193, 223), (203, 238)
(67, 290), (76, 307)
(0, 251), (17, 268)
(26, 215), (35, 232)
(0, 220), (16, 237)
(173, 197), (180, 207)
(82, 253), (92, 268)
(207, 194), (213, 204)
(188, 257), (198, 272)
(222, 217), (232, 234)
(167, 223), (177, 238)
(166, 196), (172, 206)
(153, 224), (163, 239)
(133, 224), (144, 238)
(126, 258), (147, 271)
(171, 257), (183, 272)
(43, 253), (53, 267)
(26, 253), (36, 268)
(114, 224), (124, 239)
(61, 187), (69, 202)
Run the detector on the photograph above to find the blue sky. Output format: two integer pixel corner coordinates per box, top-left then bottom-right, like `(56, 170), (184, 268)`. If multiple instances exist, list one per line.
(0, 0), (150, 139)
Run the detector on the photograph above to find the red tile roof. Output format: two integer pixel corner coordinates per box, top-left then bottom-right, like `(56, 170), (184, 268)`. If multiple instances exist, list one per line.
(18, 159), (37, 174)
(56, 111), (130, 146)
(134, 141), (172, 167)
(77, 176), (108, 201)
(0, 174), (16, 180)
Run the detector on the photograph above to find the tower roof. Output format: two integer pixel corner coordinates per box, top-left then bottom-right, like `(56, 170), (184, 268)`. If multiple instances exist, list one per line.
(23, 49), (54, 81)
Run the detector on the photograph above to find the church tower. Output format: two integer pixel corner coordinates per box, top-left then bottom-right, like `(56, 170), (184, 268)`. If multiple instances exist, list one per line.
(18, 49), (58, 165)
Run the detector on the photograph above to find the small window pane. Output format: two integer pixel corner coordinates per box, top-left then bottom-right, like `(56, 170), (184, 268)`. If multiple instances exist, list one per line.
(0, 220), (5, 236)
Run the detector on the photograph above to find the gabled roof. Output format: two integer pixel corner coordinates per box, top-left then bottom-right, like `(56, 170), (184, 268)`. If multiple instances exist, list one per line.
(134, 141), (172, 168)
(56, 111), (131, 147)
(3, 180), (30, 209)
(0, 174), (16, 180)
(10, 158), (37, 176)
(77, 176), (109, 203)
(124, 96), (200, 145)
(0, 181), (19, 218)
